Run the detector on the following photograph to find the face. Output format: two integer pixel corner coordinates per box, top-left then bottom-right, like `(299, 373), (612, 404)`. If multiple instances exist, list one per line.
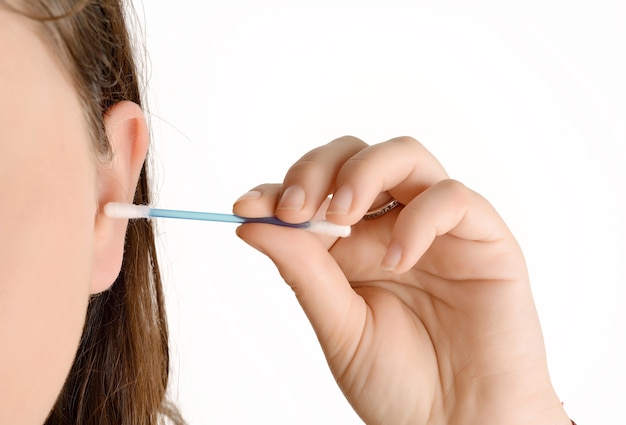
(0, 8), (97, 423)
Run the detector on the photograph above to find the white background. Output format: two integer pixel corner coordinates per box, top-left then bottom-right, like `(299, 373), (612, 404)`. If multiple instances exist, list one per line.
(133, 1), (625, 423)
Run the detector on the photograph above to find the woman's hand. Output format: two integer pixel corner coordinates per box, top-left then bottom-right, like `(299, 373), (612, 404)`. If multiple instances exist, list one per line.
(234, 136), (570, 425)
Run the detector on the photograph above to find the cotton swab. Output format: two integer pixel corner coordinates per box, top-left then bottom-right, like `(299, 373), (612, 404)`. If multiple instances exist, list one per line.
(103, 202), (351, 238)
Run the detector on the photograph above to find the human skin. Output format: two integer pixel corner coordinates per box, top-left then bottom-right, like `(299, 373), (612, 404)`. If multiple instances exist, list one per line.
(0, 9), (148, 424)
(234, 136), (572, 424)
(0, 5), (571, 425)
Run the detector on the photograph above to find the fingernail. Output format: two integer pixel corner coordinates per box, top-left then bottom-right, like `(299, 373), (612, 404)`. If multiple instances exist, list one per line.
(277, 185), (306, 210)
(381, 242), (402, 271)
(327, 185), (353, 215)
(235, 190), (262, 203)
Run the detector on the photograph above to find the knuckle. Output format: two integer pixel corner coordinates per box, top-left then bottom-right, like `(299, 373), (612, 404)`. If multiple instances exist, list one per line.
(439, 178), (471, 204)
(338, 156), (371, 180)
(285, 157), (324, 180)
(387, 135), (423, 148)
(328, 135), (368, 149)
(440, 178), (466, 192)
(250, 183), (281, 193)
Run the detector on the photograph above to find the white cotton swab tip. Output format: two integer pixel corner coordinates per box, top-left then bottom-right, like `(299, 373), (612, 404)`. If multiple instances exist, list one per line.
(104, 202), (150, 219)
(306, 220), (351, 237)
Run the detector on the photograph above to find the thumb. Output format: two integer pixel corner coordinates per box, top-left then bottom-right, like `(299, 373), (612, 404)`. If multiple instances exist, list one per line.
(236, 223), (365, 360)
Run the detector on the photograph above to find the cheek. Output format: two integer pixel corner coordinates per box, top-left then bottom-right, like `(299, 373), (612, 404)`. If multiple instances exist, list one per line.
(0, 93), (97, 419)
(0, 11), (105, 422)
(4, 111), (96, 287)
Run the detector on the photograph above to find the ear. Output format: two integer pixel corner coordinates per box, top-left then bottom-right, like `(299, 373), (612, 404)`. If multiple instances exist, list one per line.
(91, 101), (149, 294)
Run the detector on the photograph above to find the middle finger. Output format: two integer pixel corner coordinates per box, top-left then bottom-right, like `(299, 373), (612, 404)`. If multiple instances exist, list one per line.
(275, 135), (368, 223)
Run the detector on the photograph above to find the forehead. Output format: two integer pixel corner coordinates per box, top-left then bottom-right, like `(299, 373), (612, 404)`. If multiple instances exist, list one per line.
(0, 6), (76, 91)
(1, 11), (46, 75)
(0, 8), (82, 131)
(0, 7), (91, 170)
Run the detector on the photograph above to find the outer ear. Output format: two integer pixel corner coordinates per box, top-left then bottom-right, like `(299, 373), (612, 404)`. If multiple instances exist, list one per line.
(91, 101), (149, 294)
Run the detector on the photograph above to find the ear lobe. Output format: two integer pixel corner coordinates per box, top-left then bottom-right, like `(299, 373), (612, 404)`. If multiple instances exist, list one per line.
(91, 101), (149, 294)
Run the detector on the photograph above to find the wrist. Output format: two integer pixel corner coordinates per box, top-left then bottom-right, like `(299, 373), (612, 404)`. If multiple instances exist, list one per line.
(453, 373), (572, 425)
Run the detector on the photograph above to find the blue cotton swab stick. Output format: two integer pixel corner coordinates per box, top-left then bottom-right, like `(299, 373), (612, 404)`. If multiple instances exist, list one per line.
(104, 202), (351, 238)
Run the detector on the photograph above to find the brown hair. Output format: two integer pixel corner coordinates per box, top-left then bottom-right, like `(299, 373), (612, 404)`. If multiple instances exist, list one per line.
(0, 1), (184, 423)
